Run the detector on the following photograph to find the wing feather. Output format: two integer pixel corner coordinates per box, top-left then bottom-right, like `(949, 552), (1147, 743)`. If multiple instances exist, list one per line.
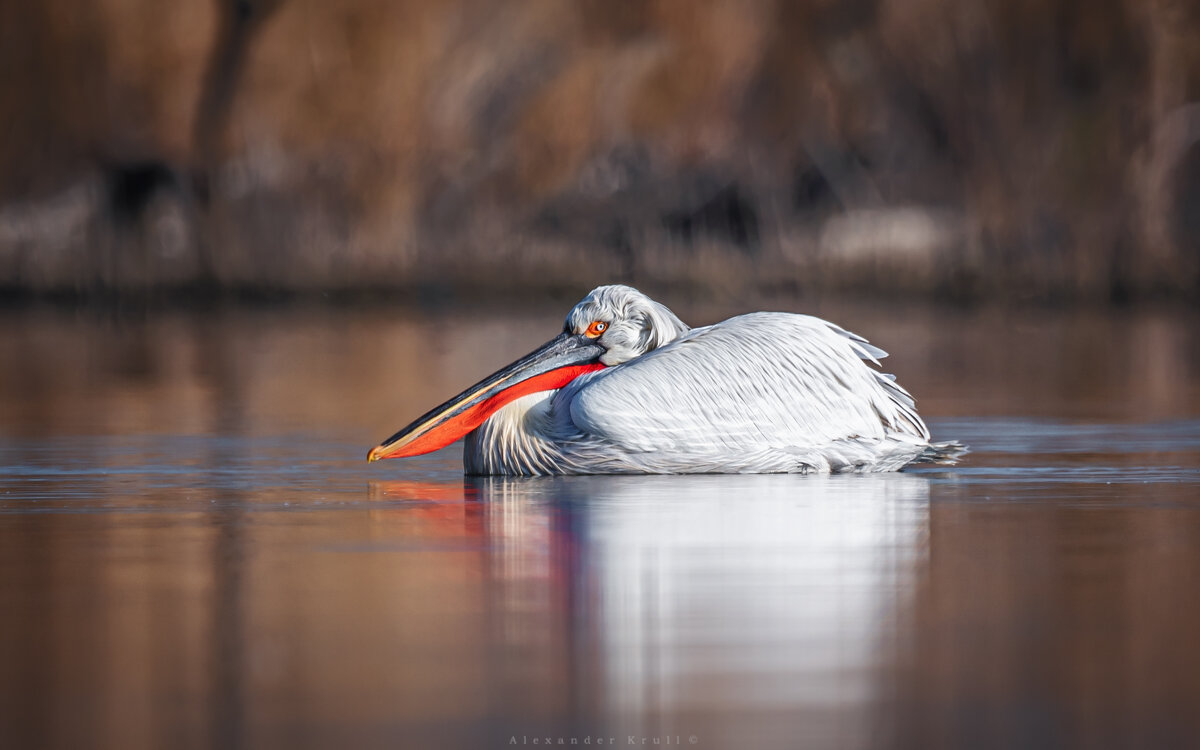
(560, 313), (928, 472)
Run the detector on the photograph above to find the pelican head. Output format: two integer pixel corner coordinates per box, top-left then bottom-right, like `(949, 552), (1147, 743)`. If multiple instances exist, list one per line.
(367, 284), (689, 462)
(564, 284), (689, 365)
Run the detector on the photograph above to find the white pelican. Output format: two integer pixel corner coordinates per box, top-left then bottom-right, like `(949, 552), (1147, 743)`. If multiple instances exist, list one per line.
(368, 285), (962, 475)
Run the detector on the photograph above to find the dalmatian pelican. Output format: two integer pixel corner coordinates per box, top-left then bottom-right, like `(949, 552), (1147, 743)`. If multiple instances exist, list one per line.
(368, 284), (961, 475)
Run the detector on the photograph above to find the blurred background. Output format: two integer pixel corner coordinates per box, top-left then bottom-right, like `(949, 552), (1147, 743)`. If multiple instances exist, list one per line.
(2, 0), (1199, 303)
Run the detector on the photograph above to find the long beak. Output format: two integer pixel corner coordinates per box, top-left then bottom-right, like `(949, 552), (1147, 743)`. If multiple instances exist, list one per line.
(368, 333), (606, 462)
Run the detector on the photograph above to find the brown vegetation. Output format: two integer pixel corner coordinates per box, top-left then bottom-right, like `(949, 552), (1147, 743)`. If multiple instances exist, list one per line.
(1, 0), (1198, 302)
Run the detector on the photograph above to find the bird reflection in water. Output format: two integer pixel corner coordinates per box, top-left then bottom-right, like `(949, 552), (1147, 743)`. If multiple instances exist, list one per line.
(368, 473), (930, 748)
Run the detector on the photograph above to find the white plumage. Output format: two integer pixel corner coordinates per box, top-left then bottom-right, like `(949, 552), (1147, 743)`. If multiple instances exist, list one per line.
(459, 285), (960, 476)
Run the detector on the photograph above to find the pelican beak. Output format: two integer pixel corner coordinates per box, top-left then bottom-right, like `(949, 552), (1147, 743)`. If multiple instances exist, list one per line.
(368, 333), (606, 462)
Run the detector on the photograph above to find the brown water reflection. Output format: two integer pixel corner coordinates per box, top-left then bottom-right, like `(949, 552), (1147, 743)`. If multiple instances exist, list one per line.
(0, 301), (1197, 437)
(1, 303), (1199, 750)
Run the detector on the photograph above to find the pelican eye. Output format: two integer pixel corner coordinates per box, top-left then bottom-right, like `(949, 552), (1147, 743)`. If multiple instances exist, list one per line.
(585, 320), (608, 338)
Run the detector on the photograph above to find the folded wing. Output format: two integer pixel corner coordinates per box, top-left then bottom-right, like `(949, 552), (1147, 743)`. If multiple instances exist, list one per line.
(561, 313), (929, 472)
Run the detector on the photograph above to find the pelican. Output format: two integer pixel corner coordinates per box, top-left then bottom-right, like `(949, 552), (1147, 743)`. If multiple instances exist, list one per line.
(368, 285), (962, 475)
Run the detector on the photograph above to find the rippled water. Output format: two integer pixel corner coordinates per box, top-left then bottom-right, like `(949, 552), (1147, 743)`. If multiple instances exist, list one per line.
(1, 303), (1198, 750)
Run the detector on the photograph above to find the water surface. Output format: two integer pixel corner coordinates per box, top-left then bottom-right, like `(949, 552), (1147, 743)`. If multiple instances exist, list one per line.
(1, 303), (1198, 750)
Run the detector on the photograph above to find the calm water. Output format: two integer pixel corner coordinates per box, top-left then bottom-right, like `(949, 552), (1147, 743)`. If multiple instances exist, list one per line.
(1, 302), (1199, 750)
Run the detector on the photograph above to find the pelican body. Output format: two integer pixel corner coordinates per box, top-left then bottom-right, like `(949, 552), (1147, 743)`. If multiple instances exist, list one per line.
(369, 285), (961, 475)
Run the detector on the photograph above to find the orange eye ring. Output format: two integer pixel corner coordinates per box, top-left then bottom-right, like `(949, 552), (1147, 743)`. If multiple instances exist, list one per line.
(585, 321), (608, 338)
